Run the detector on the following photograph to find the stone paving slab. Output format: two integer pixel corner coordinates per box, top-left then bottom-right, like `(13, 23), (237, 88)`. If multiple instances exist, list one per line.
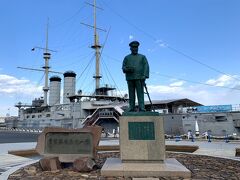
(0, 154), (31, 168)
(194, 148), (235, 157)
(166, 140), (240, 159)
(0, 142), (36, 154)
(1, 159), (39, 180)
(0, 154), (40, 179)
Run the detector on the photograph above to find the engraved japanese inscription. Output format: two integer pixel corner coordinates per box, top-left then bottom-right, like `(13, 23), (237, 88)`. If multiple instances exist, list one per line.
(45, 132), (93, 154)
(128, 122), (155, 140)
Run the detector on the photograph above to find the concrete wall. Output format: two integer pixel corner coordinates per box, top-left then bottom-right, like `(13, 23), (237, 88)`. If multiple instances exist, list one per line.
(162, 114), (184, 135)
(163, 112), (240, 136)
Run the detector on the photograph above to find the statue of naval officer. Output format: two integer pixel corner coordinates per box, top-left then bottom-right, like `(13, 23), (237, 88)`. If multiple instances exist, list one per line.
(122, 41), (149, 112)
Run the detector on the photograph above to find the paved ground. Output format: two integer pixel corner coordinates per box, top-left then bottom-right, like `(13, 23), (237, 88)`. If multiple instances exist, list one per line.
(100, 139), (240, 160)
(0, 154), (37, 174)
(0, 139), (240, 179)
(0, 142), (39, 179)
(0, 142), (37, 154)
(0, 130), (39, 143)
(167, 140), (240, 159)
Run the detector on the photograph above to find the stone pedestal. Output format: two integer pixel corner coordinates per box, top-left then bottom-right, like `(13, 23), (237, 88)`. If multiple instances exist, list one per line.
(120, 112), (165, 162)
(102, 158), (191, 177)
(101, 112), (191, 178)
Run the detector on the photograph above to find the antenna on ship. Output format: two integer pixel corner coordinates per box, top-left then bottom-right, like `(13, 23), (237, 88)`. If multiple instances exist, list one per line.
(81, 0), (106, 93)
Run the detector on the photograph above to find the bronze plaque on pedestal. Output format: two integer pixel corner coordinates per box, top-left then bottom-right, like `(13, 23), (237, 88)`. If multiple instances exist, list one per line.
(128, 122), (155, 140)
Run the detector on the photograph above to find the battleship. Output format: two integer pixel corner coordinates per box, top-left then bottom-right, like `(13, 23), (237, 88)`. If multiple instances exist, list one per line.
(4, 0), (240, 137)
(5, 0), (128, 134)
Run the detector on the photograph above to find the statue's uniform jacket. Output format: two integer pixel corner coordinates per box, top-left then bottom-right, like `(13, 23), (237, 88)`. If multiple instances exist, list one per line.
(122, 54), (149, 80)
(122, 53), (149, 110)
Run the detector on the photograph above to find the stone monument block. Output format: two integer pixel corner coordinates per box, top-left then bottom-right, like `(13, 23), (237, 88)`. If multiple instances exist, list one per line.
(120, 112), (165, 162)
(36, 126), (102, 162)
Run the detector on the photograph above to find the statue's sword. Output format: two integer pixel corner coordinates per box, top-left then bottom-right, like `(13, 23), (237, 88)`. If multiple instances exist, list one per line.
(143, 82), (155, 112)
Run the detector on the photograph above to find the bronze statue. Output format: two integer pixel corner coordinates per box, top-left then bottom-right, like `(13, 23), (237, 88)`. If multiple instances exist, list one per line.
(122, 41), (149, 112)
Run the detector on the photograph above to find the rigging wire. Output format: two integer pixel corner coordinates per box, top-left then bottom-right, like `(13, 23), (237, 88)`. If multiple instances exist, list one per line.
(85, 79), (96, 96)
(98, 27), (124, 97)
(54, 51), (93, 69)
(101, 1), (240, 82)
(98, 27), (112, 88)
(99, 27), (111, 61)
(51, 28), (87, 53)
(51, 39), (90, 49)
(50, 7), (89, 49)
(76, 53), (95, 84)
(53, 45), (91, 64)
(51, 55), (93, 105)
(101, 59), (124, 97)
(51, 5), (87, 28)
(81, 62), (95, 92)
(36, 72), (45, 87)
(164, 46), (240, 82)
(152, 73), (240, 91)
(101, 59), (111, 87)
(102, 53), (240, 91)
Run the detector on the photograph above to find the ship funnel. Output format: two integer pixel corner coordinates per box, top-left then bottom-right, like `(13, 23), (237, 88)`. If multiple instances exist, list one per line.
(63, 71), (76, 104)
(49, 76), (61, 106)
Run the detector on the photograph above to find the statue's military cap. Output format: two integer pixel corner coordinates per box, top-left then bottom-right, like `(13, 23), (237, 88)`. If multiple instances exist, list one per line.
(129, 41), (140, 47)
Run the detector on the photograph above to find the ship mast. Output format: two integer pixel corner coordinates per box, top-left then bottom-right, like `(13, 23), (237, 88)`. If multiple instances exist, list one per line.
(42, 20), (51, 106)
(18, 19), (59, 106)
(81, 0), (106, 92)
(91, 0), (102, 90)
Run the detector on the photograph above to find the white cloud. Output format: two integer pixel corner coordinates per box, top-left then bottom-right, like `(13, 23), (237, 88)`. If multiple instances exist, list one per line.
(148, 39), (167, 52)
(0, 74), (42, 96)
(129, 35), (134, 40)
(148, 85), (182, 94)
(147, 74), (240, 105)
(206, 75), (237, 87)
(0, 74), (43, 116)
(169, 81), (185, 87)
(159, 43), (166, 47)
(155, 39), (167, 47)
(0, 74), (29, 85)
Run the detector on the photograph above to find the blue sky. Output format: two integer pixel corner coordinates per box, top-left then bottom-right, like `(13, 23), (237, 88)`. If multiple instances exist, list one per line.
(0, 0), (240, 116)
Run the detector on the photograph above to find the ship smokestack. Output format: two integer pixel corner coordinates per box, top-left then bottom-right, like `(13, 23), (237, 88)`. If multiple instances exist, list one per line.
(49, 76), (61, 106)
(63, 71), (76, 104)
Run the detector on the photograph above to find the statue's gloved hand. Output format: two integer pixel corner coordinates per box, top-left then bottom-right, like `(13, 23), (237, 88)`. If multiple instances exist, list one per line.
(123, 67), (134, 73)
